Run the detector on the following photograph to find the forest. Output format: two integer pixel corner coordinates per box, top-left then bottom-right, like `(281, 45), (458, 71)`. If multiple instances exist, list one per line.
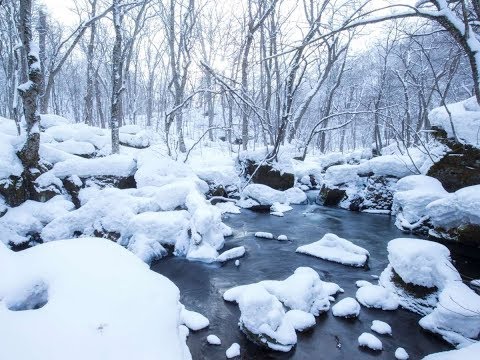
(0, 0), (479, 359)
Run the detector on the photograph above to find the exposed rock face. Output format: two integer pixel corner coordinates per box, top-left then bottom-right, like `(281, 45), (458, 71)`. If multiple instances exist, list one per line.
(0, 175), (27, 207)
(427, 127), (480, 192)
(317, 185), (345, 206)
(244, 160), (294, 191)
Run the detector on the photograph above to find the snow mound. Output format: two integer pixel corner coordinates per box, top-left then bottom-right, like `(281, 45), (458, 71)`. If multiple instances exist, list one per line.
(48, 139), (96, 157)
(356, 280), (372, 288)
(358, 332), (383, 351)
(255, 232), (274, 239)
(44, 123), (110, 151)
(215, 201), (241, 214)
(331, 297), (360, 318)
(356, 285), (399, 310)
(0, 238), (191, 360)
(223, 267), (340, 351)
(296, 233), (369, 267)
(277, 235), (288, 241)
(371, 320), (392, 335)
(180, 306), (209, 331)
(241, 184), (306, 207)
(429, 96), (480, 147)
(40, 114), (74, 129)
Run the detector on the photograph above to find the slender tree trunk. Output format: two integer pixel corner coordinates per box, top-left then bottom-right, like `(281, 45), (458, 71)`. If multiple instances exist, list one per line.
(110, 0), (123, 154)
(84, 0), (97, 125)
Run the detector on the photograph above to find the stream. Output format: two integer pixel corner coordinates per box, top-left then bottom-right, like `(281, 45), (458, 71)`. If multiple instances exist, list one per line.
(152, 201), (478, 359)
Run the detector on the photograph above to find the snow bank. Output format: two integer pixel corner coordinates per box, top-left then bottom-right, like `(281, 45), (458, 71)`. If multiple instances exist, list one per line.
(0, 238), (191, 360)
(296, 233), (369, 267)
(44, 123), (110, 150)
(223, 267), (341, 351)
(429, 96), (480, 147)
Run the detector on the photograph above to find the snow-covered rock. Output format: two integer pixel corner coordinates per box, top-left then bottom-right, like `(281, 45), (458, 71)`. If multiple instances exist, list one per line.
(223, 267), (341, 351)
(331, 297), (360, 318)
(356, 280), (372, 288)
(180, 306), (209, 331)
(392, 175), (448, 231)
(356, 285), (399, 310)
(358, 333), (382, 351)
(0, 238), (192, 360)
(277, 235), (288, 241)
(429, 96), (480, 147)
(370, 320), (392, 335)
(395, 347), (409, 360)
(226, 343), (240, 358)
(255, 232), (274, 239)
(296, 233), (369, 267)
(206, 334), (221, 345)
(216, 246), (246, 263)
(270, 202), (293, 214)
(422, 342), (480, 360)
(40, 114), (74, 129)
(242, 184), (286, 205)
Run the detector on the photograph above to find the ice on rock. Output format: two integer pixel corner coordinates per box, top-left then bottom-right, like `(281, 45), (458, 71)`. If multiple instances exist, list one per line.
(255, 232), (274, 239)
(180, 306), (209, 331)
(223, 267), (340, 351)
(0, 238), (192, 360)
(206, 334), (221, 345)
(356, 285), (399, 310)
(356, 280), (372, 288)
(296, 233), (369, 267)
(358, 332), (383, 351)
(331, 297), (361, 318)
(277, 235), (288, 241)
(226, 343), (240, 358)
(419, 282), (480, 347)
(216, 246), (246, 262)
(392, 175), (448, 229)
(395, 347), (409, 360)
(423, 342), (480, 360)
(370, 320), (392, 335)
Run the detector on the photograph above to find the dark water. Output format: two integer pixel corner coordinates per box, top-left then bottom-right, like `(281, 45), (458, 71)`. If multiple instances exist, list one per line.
(151, 203), (472, 360)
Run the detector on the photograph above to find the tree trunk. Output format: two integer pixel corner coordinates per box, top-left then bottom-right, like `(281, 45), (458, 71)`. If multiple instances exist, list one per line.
(84, 0), (97, 125)
(110, 0), (123, 154)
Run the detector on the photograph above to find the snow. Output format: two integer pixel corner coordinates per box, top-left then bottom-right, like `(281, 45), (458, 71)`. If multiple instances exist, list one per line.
(358, 333), (383, 351)
(49, 139), (96, 157)
(40, 114), (74, 129)
(216, 246), (245, 262)
(223, 267), (340, 351)
(395, 347), (409, 360)
(386, 238), (461, 289)
(215, 201), (241, 214)
(0, 238), (191, 360)
(371, 320), (392, 335)
(296, 233), (369, 267)
(429, 96), (480, 147)
(271, 202), (293, 214)
(206, 334), (221, 345)
(242, 184), (286, 205)
(226, 343), (240, 358)
(419, 282), (480, 347)
(356, 280), (372, 288)
(180, 306), (210, 331)
(0, 131), (23, 179)
(0, 196), (74, 247)
(331, 297), (361, 318)
(284, 187), (307, 204)
(356, 285), (399, 310)
(426, 185), (480, 231)
(235, 260), (240, 266)
(277, 235), (288, 241)
(44, 123), (110, 150)
(392, 175), (448, 228)
(423, 342), (480, 360)
(358, 155), (415, 178)
(255, 232), (274, 239)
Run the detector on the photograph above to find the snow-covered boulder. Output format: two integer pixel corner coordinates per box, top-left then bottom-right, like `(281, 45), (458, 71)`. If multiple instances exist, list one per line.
(331, 297), (360, 318)
(426, 185), (480, 243)
(296, 233), (369, 267)
(392, 175), (448, 232)
(0, 238), (192, 360)
(358, 332), (382, 351)
(423, 341), (480, 360)
(44, 123), (110, 151)
(242, 184), (286, 206)
(356, 285), (399, 310)
(216, 246), (245, 263)
(371, 320), (392, 335)
(40, 114), (74, 129)
(223, 267), (341, 351)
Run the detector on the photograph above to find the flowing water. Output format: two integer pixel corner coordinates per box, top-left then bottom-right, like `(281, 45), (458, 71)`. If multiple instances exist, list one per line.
(152, 201), (477, 359)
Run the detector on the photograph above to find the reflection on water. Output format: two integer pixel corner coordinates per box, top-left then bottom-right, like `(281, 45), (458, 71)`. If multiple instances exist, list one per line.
(152, 205), (475, 359)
